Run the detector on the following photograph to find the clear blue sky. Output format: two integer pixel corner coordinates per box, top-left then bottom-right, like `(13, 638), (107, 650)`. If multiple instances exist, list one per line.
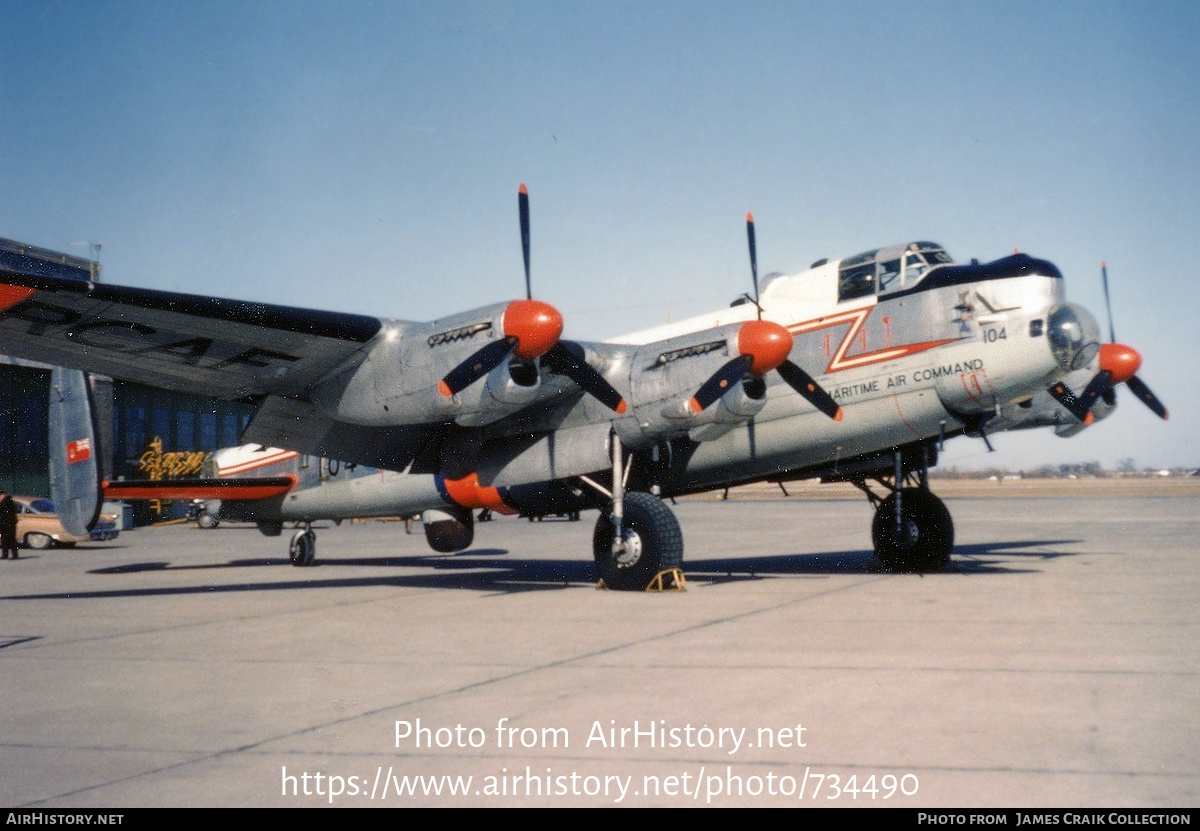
(2, 0), (1196, 470)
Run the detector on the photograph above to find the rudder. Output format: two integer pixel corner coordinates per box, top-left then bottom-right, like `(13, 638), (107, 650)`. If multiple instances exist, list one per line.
(48, 367), (102, 536)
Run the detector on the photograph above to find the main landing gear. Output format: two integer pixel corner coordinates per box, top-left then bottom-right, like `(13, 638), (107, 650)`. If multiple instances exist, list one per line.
(593, 492), (684, 591)
(289, 525), (316, 566)
(851, 446), (954, 572)
(589, 433), (685, 591)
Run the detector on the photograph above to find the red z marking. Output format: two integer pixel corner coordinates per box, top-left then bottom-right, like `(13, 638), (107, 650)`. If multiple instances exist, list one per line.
(789, 307), (958, 373)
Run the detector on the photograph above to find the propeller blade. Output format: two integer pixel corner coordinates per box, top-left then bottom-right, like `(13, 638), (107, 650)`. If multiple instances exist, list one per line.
(1125, 375), (1169, 420)
(519, 183), (532, 300)
(1099, 261), (1118, 343)
(746, 212), (760, 319)
(439, 338), (519, 397)
(1046, 381), (1095, 425)
(776, 360), (844, 421)
(542, 342), (627, 413)
(690, 355), (754, 413)
(1074, 369), (1114, 415)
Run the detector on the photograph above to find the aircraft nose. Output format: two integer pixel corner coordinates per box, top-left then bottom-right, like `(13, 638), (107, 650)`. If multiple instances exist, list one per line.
(503, 299), (564, 360)
(1098, 342), (1142, 384)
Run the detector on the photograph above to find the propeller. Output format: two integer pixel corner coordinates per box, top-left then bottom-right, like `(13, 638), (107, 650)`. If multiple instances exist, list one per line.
(438, 298), (562, 397)
(1100, 261), (1167, 419)
(440, 184), (627, 413)
(1046, 262), (1167, 423)
(690, 214), (843, 420)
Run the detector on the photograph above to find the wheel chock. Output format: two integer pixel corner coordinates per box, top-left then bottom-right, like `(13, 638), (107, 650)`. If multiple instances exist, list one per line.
(596, 568), (686, 592)
(646, 568), (686, 592)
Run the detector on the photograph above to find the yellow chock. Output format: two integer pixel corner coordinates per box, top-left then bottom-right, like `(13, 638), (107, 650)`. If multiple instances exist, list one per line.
(646, 568), (686, 592)
(595, 569), (687, 592)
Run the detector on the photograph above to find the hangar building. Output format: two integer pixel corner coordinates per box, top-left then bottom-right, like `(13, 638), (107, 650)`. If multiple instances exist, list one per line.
(0, 238), (251, 521)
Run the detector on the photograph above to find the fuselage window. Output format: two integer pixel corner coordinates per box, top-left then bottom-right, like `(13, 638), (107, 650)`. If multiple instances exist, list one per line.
(878, 259), (902, 291)
(838, 264), (876, 301)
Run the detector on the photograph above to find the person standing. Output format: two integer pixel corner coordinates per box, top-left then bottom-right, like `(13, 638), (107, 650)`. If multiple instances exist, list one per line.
(0, 492), (18, 559)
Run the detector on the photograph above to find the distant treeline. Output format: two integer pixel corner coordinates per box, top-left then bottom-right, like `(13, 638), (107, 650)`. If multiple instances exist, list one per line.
(932, 461), (1194, 479)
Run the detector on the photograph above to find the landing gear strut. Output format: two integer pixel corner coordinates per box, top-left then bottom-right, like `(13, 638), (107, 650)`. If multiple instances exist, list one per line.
(289, 525), (316, 566)
(853, 446), (953, 572)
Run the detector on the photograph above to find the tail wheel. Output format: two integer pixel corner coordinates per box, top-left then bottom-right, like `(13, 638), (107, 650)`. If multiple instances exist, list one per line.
(871, 487), (953, 572)
(289, 529), (316, 567)
(592, 492), (683, 591)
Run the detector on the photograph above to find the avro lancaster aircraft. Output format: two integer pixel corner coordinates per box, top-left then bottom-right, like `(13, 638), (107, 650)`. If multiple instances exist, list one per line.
(12, 187), (1166, 589)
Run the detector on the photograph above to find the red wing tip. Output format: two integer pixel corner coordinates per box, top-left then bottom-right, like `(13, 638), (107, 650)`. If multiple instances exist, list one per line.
(746, 212), (754, 223)
(0, 284), (36, 310)
(688, 398), (702, 414)
(438, 380), (453, 397)
(833, 407), (844, 422)
(614, 399), (628, 414)
(1083, 412), (1095, 426)
(518, 182), (528, 194)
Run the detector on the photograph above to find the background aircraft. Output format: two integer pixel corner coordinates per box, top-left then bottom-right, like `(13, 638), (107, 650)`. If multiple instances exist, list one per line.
(13, 188), (1166, 589)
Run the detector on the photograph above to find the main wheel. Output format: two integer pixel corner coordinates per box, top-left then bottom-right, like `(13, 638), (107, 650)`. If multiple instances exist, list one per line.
(289, 529), (316, 566)
(196, 510), (219, 529)
(592, 492), (683, 591)
(871, 487), (953, 572)
(23, 532), (53, 550)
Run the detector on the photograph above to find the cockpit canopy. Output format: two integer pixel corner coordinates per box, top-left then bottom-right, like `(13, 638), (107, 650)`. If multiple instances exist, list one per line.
(837, 241), (953, 302)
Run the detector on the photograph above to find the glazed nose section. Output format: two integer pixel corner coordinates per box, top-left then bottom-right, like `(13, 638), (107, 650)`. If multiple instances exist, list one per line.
(1098, 343), (1141, 384)
(1047, 303), (1102, 371)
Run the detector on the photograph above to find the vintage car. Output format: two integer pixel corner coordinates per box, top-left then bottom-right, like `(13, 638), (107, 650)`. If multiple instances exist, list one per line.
(13, 496), (120, 549)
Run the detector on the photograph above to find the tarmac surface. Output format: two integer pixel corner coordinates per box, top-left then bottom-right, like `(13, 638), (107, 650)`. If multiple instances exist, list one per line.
(1, 480), (1197, 807)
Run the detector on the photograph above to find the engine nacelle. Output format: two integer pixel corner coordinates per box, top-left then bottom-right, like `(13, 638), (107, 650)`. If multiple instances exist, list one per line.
(625, 322), (742, 439)
(622, 320), (785, 443)
(453, 357), (542, 427)
(688, 378), (768, 442)
(311, 299), (561, 427)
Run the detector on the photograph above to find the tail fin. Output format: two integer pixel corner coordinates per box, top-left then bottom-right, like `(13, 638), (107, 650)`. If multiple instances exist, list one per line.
(48, 367), (102, 536)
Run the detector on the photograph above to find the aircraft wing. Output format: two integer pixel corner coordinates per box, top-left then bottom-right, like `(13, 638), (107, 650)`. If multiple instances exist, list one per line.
(0, 269), (386, 400)
(0, 269), (619, 474)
